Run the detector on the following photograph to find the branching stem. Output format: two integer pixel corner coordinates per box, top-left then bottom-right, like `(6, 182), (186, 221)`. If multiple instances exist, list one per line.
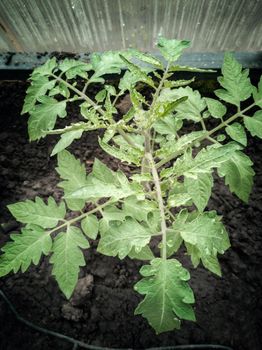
(52, 73), (136, 148)
(156, 100), (261, 169)
(47, 199), (114, 236)
(146, 153), (167, 260)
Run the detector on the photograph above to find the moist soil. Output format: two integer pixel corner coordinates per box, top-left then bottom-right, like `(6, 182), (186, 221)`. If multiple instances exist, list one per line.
(0, 80), (262, 350)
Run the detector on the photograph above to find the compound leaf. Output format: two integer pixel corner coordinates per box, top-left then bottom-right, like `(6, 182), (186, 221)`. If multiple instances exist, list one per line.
(50, 226), (89, 299)
(28, 96), (67, 141)
(90, 51), (133, 82)
(97, 218), (151, 259)
(59, 59), (92, 79)
(157, 37), (190, 62)
(120, 55), (155, 88)
(22, 76), (56, 114)
(156, 131), (205, 159)
(153, 114), (183, 135)
(162, 142), (241, 179)
(215, 52), (252, 106)
(244, 110), (262, 139)
(218, 150), (254, 202)
(0, 226), (52, 276)
(56, 150), (87, 211)
(172, 210), (230, 276)
(99, 137), (143, 165)
(32, 58), (57, 77)
(134, 258), (195, 334)
(8, 197), (66, 229)
(66, 158), (141, 201)
(159, 87), (206, 122)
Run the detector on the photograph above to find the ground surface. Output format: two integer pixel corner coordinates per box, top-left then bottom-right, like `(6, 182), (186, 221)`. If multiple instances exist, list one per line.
(0, 80), (262, 350)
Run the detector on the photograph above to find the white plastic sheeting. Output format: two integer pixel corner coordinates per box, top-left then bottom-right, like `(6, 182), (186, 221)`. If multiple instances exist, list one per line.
(0, 0), (261, 52)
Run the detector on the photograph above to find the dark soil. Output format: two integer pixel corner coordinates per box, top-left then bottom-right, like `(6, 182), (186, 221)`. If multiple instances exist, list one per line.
(0, 80), (262, 350)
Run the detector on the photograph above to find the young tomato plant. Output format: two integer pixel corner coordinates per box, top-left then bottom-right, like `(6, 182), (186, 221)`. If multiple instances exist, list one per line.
(1, 37), (262, 334)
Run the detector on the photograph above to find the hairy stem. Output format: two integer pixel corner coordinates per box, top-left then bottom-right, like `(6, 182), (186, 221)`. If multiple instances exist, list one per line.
(47, 199), (114, 235)
(52, 73), (138, 148)
(150, 62), (170, 112)
(146, 153), (167, 260)
(52, 74), (105, 115)
(156, 100), (260, 169)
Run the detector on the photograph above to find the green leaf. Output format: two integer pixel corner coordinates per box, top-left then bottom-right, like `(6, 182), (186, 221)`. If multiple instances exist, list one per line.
(168, 192), (192, 208)
(32, 58), (57, 77)
(97, 218), (152, 259)
(166, 230), (183, 257)
(244, 110), (262, 139)
(162, 142), (242, 179)
(156, 131), (205, 159)
(157, 37), (190, 62)
(66, 158), (141, 201)
(218, 150), (254, 202)
(59, 59), (92, 79)
(164, 77), (195, 88)
(98, 137), (143, 165)
(8, 197), (66, 229)
(128, 245), (154, 260)
(253, 76), (262, 107)
(81, 214), (99, 240)
(113, 133), (144, 151)
(0, 226), (52, 276)
(49, 82), (70, 98)
(99, 205), (127, 235)
(172, 210), (230, 276)
(90, 51), (132, 81)
(22, 76), (56, 114)
(95, 89), (107, 102)
(169, 65), (216, 73)
(225, 122), (247, 146)
(51, 129), (83, 156)
(50, 226), (89, 299)
(130, 49), (163, 68)
(205, 98), (227, 119)
(134, 258), (195, 333)
(215, 52), (252, 106)
(154, 97), (188, 121)
(159, 87), (206, 122)
(56, 150), (87, 211)
(80, 103), (101, 125)
(120, 55), (155, 88)
(184, 172), (213, 212)
(123, 196), (158, 223)
(28, 96), (67, 141)
(119, 71), (141, 92)
(153, 115), (183, 135)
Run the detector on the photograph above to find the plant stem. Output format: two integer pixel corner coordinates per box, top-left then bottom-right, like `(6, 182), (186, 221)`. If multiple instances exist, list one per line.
(52, 74), (105, 115)
(146, 153), (167, 260)
(150, 62), (170, 112)
(47, 200), (114, 235)
(52, 73), (137, 148)
(117, 127), (138, 148)
(156, 100), (260, 169)
(142, 63), (170, 179)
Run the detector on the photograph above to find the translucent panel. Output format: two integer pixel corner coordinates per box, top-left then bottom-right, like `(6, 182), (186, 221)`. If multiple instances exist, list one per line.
(0, 0), (261, 53)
